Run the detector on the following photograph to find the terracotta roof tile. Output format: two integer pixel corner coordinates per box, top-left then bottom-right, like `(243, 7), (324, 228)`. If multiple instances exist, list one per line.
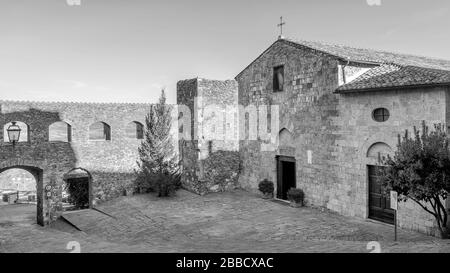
(283, 39), (450, 92)
(284, 38), (450, 71)
(336, 65), (450, 93)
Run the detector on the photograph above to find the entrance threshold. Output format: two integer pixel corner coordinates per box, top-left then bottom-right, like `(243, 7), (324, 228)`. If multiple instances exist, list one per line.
(274, 198), (290, 204)
(366, 217), (394, 227)
(62, 208), (90, 215)
(271, 198), (290, 207)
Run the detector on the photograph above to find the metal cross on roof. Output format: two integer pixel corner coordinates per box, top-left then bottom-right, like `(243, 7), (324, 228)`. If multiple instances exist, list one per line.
(277, 16), (286, 39)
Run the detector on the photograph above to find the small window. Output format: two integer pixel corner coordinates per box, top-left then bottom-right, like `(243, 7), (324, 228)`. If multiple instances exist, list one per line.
(126, 121), (144, 139)
(89, 122), (111, 141)
(372, 108), (390, 122)
(273, 65), (284, 92)
(49, 121), (72, 142)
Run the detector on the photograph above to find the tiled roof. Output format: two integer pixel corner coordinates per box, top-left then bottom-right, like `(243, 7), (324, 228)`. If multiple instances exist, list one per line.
(236, 38), (450, 92)
(336, 64), (450, 93)
(284, 39), (450, 71)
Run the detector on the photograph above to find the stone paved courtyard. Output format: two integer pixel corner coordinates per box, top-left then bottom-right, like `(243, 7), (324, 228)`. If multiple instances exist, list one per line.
(1, 189), (450, 253)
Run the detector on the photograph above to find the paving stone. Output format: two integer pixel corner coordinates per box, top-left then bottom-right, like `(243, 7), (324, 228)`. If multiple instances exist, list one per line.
(1, 190), (450, 253)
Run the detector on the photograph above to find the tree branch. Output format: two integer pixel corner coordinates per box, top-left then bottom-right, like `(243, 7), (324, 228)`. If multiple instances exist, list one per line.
(429, 197), (443, 226)
(435, 196), (448, 228)
(410, 197), (438, 218)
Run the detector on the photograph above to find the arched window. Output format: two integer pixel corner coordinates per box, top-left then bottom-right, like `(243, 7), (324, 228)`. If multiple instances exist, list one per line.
(126, 121), (144, 139)
(367, 142), (392, 160)
(3, 121), (29, 142)
(273, 65), (284, 92)
(279, 128), (293, 146)
(89, 122), (111, 141)
(49, 121), (72, 142)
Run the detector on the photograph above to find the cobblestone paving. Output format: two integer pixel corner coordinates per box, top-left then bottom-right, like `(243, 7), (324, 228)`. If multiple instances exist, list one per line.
(1, 190), (450, 253)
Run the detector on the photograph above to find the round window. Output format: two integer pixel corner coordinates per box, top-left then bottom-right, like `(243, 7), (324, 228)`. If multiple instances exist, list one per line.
(372, 108), (390, 122)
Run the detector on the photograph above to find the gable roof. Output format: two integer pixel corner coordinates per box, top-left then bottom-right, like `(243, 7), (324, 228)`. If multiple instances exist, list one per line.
(236, 38), (450, 92)
(336, 65), (450, 93)
(284, 39), (450, 71)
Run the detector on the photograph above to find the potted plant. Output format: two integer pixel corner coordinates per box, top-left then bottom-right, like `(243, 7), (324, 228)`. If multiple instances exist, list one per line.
(258, 179), (274, 199)
(287, 188), (304, 208)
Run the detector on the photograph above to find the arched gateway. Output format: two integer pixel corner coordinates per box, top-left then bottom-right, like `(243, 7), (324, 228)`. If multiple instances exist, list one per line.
(0, 162), (44, 225)
(0, 100), (152, 226)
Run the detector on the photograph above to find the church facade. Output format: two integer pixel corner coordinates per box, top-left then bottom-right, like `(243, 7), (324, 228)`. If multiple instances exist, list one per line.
(178, 38), (450, 236)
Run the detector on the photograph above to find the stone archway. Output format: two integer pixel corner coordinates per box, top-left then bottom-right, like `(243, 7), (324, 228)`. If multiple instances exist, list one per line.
(360, 133), (396, 166)
(364, 141), (395, 224)
(276, 128), (296, 200)
(63, 168), (93, 210)
(277, 128), (295, 156)
(0, 165), (44, 225)
(366, 142), (393, 164)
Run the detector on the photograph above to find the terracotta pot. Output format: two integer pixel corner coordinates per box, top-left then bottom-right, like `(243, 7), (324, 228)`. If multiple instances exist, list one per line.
(289, 201), (303, 208)
(262, 192), (274, 199)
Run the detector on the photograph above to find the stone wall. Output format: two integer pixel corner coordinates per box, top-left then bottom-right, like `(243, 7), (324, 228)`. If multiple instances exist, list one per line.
(335, 88), (447, 235)
(236, 40), (340, 199)
(0, 100), (152, 225)
(177, 78), (240, 194)
(235, 39), (449, 236)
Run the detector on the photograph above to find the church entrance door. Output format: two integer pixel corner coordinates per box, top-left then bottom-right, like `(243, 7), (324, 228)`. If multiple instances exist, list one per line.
(368, 165), (394, 224)
(276, 156), (296, 200)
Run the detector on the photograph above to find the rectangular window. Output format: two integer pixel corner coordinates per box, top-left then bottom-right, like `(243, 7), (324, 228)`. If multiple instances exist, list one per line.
(273, 65), (284, 92)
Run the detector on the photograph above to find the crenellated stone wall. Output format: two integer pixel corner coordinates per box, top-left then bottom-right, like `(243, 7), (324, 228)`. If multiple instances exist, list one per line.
(0, 100), (153, 225)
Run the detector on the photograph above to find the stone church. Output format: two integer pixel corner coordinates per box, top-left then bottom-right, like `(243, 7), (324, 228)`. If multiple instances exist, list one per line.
(178, 37), (450, 236)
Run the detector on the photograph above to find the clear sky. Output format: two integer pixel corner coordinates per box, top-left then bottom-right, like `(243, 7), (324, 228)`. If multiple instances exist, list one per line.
(0, 0), (449, 104)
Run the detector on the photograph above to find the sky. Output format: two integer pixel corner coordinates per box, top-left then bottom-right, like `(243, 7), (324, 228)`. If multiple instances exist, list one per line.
(0, 0), (449, 104)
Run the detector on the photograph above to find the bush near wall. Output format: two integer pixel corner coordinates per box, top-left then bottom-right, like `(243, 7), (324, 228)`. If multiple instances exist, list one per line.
(202, 150), (241, 193)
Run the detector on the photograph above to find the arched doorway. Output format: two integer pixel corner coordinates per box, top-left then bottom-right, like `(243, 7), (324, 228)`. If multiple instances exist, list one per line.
(0, 166), (44, 225)
(276, 128), (296, 200)
(366, 142), (394, 224)
(62, 168), (92, 211)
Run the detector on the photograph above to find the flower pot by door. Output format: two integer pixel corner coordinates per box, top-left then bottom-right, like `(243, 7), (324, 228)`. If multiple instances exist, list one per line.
(262, 192), (273, 199)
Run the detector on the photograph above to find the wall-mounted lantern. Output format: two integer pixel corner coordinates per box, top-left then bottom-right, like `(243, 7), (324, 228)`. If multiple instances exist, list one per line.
(7, 121), (21, 148)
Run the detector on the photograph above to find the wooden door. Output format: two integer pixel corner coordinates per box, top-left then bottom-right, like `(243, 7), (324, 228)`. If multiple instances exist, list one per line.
(368, 165), (394, 224)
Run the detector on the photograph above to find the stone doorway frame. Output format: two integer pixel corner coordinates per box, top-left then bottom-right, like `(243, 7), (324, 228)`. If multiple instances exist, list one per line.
(62, 167), (94, 210)
(275, 155), (297, 200)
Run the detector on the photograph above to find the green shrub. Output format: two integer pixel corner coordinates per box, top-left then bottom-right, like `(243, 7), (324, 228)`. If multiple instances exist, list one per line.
(287, 188), (304, 204)
(258, 179), (274, 194)
(135, 90), (180, 197)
